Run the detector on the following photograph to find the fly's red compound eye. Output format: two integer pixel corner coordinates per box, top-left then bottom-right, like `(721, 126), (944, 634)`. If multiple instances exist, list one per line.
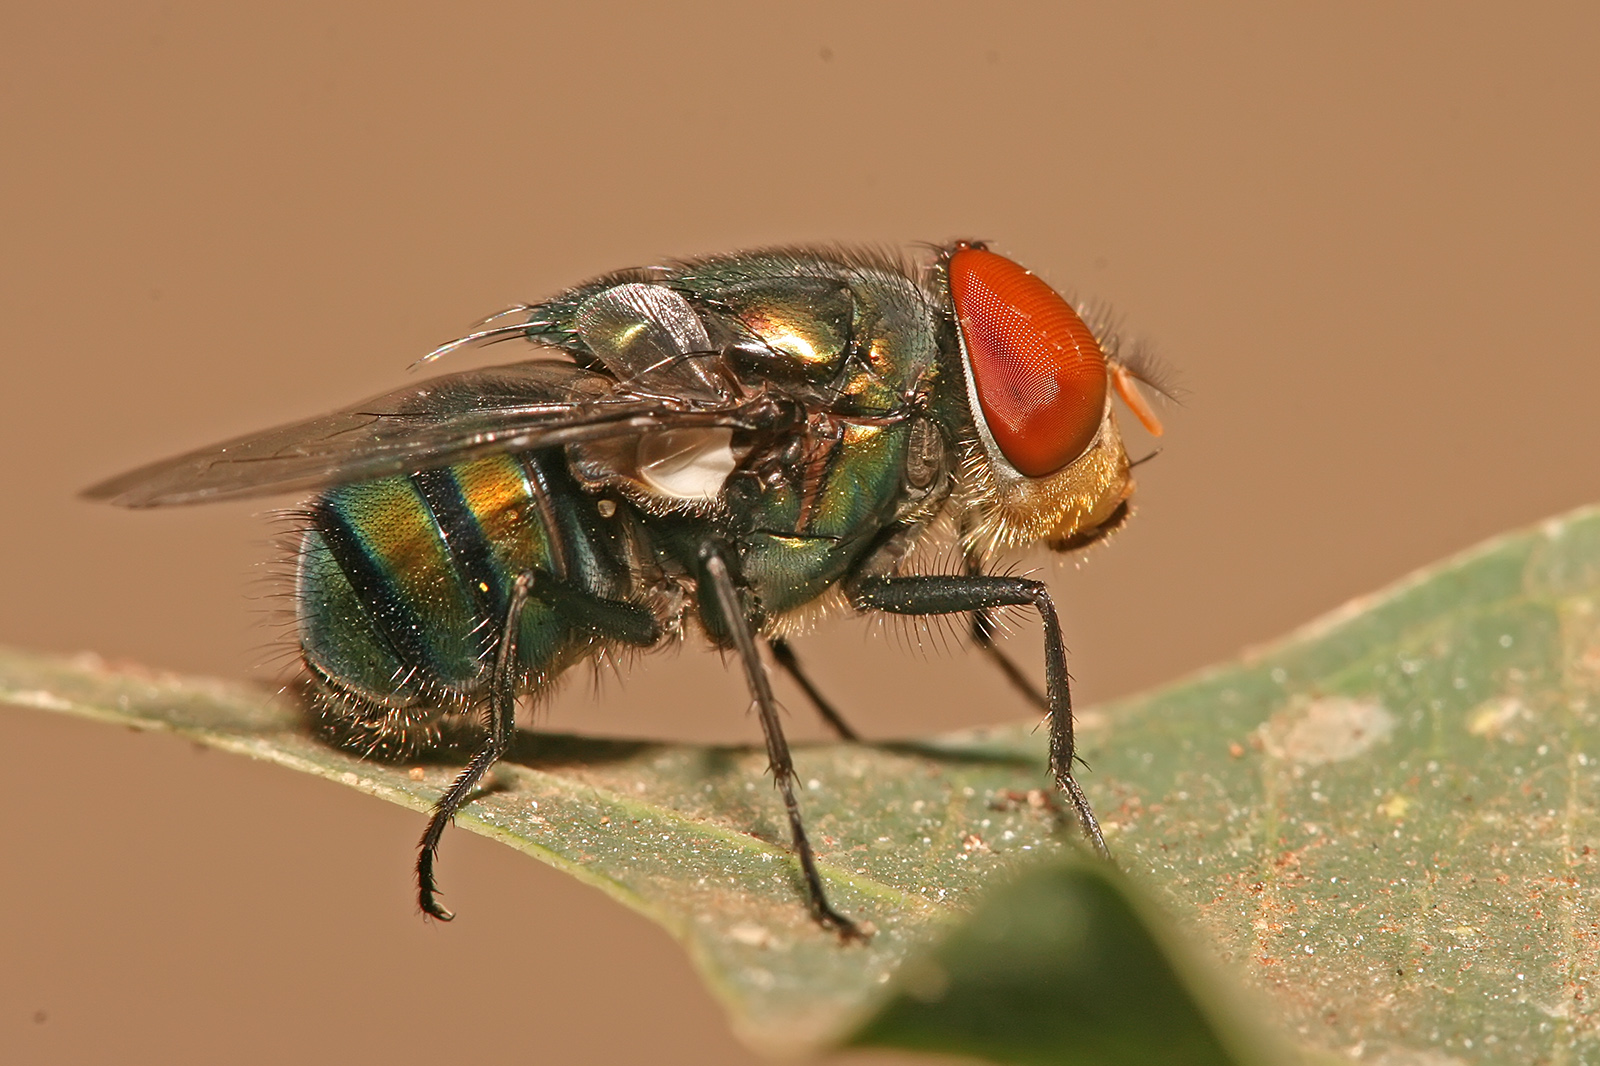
(949, 247), (1108, 477)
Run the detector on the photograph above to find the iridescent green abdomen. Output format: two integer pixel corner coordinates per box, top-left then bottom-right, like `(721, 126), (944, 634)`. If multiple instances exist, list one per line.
(296, 451), (637, 744)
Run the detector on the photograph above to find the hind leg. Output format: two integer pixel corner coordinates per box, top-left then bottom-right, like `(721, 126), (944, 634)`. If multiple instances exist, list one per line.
(413, 572), (662, 920)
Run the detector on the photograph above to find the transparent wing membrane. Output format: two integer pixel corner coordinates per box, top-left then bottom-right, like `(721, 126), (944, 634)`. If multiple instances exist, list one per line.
(86, 360), (761, 507)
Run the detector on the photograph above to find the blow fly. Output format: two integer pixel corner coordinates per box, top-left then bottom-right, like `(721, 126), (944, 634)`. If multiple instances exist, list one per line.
(87, 242), (1166, 939)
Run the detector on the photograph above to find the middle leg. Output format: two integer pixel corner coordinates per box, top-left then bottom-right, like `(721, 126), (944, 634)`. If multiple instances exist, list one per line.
(702, 547), (864, 939)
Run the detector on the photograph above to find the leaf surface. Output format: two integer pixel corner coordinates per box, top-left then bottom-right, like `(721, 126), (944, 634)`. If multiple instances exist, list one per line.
(1066, 505), (1600, 1062)
(9, 504), (1600, 1062)
(0, 644), (1251, 1059)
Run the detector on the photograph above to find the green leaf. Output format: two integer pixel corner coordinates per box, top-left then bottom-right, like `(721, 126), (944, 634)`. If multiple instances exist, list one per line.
(0, 646), (1256, 1061)
(8, 503), (1600, 1063)
(1064, 504), (1600, 1062)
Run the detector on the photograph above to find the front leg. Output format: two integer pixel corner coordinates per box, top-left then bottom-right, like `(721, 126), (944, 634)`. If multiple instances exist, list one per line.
(849, 574), (1110, 858)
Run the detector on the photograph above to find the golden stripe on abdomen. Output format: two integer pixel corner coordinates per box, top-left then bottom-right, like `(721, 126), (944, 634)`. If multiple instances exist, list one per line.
(296, 455), (577, 710)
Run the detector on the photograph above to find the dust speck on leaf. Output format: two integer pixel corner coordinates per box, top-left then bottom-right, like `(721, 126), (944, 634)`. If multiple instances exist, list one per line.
(1260, 696), (1395, 766)
(1378, 794), (1412, 819)
(1468, 696), (1528, 741)
(728, 922), (774, 949)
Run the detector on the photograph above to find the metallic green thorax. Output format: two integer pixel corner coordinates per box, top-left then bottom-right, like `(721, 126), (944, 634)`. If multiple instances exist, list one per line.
(296, 249), (968, 746)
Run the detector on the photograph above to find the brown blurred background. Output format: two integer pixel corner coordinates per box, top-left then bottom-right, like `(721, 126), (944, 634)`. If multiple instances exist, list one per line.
(3, 3), (1598, 1063)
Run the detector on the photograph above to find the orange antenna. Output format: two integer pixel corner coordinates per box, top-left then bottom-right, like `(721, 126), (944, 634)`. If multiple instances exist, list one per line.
(1111, 363), (1164, 437)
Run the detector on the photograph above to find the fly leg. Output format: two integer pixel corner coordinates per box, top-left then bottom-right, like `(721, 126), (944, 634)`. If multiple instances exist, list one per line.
(702, 548), (864, 939)
(416, 574), (659, 920)
(850, 574), (1110, 859)
(416, 572), (533, 920)
(767, 637), (861, 741)
(964, 551), (1050, 714)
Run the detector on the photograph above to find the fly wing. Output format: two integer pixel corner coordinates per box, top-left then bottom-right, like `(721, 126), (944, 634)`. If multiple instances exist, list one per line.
(85, 360), (760, 508)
